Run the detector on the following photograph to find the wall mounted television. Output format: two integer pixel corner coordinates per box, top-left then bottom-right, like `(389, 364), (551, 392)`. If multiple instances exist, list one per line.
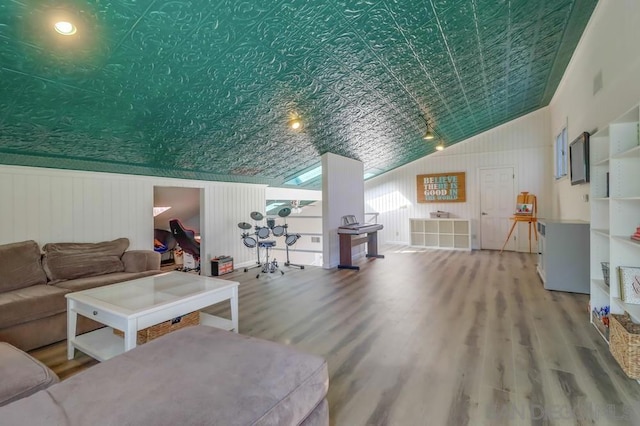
(569, 132), (590, 185)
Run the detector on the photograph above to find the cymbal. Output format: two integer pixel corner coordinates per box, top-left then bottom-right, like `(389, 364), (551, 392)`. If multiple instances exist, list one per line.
(278, 207), (291, 218)
(250, 211), (264, 221)
(237, 222), (252, 230)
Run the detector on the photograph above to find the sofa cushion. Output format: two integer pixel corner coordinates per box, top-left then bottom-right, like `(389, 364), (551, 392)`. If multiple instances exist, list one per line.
(42, 238), (129, 283)
(54, 270), (160, 292)
(0, 326), (329, 426)
(0, 240), (47, 292)
(122, 250), (161, 273)
(0, 285), (69, 329)
(0, 342), (59, 407)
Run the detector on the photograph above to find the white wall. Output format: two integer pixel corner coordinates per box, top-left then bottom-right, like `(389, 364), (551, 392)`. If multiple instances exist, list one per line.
(322, 153), (365, 268)
(550, 0), (640, 221)
(269, 201), (323, 266)
(365, 108), (551, 252)
(265, 187), (322, 201)
(0, 165), (266, 275)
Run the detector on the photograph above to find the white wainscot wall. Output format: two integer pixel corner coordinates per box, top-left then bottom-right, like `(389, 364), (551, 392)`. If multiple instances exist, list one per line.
(0, 165), (266, 275)
(365, 108), (552, 252)
(549, 0), (640, 221)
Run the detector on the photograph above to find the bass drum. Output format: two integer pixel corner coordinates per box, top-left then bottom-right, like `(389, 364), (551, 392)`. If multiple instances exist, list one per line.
(243, 235), (257, 248)
(272, 225), (285, 237)
(256, 227), (270, 239)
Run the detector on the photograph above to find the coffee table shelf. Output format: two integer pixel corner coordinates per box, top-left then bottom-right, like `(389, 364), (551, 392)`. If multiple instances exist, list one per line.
(74, 328), (127, 362)
(199, 312), (234, 330)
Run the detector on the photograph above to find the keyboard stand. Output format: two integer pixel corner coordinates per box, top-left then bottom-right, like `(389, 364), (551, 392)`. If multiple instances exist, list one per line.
(337, 229), (384, 270)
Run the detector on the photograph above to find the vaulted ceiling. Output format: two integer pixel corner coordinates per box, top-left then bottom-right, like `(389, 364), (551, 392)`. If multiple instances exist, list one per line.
(0, 0), (597, 188)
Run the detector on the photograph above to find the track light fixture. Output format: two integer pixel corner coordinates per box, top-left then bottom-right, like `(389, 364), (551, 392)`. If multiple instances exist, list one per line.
(420, 115), (435, 140)
(423, 127), (435, 140)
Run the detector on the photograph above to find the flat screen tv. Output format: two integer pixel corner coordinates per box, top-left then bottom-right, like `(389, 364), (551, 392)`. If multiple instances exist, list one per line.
(569, 132), (590, 185)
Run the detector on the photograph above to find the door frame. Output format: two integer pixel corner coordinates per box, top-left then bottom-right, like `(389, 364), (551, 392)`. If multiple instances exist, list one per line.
(153, 185), (205, 274)
(477, 165), (518, 250)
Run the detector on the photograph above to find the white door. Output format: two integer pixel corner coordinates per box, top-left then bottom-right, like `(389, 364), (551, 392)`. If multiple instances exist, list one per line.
(480, 167), (515, 250)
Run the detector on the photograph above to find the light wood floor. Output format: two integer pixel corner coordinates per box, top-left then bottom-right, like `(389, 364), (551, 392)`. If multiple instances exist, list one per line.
(30, 247), (640, 425)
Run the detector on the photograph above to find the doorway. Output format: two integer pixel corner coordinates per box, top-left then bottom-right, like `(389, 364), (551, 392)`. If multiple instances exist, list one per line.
(153, 186), (202, 270)
(479, 167), (515, 250)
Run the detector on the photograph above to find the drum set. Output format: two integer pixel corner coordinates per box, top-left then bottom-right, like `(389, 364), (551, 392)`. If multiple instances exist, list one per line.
(238, 207), (304, 278)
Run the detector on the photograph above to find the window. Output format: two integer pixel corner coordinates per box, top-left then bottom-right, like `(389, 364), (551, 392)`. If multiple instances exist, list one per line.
(285, 165), (322, 185)
(555, 127), (568, 179)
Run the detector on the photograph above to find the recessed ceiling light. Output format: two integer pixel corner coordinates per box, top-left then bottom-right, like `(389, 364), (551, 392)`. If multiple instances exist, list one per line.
(288, 117), (302, 130)
(54, 21), (77, 36)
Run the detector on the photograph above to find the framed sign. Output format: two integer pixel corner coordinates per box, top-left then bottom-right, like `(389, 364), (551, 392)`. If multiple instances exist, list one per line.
(417, 172), (466, 203)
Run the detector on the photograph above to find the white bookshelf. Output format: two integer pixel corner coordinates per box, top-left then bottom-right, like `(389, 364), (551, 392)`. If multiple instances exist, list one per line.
(589, 103), (640, 348)
(409, 218), (470, 250)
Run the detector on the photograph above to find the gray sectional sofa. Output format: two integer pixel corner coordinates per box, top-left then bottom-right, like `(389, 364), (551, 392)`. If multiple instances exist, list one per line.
(0, 326), (330, 425)
(0, 238), (160, 351)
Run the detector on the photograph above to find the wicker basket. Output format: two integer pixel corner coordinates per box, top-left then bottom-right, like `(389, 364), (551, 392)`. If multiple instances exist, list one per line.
(113, 311), (200, 345)
(609, 313), (640, 379)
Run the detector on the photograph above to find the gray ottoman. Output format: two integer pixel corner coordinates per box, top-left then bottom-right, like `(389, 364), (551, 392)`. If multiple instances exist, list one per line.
(0, 326), (329, 425)
(0, 342), (59, 407)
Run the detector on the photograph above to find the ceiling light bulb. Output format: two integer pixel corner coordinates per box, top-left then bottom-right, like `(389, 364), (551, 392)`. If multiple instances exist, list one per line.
(54, 21), (77, 35)
(289, 118), (302, 130)
(435, 143), (445, 151)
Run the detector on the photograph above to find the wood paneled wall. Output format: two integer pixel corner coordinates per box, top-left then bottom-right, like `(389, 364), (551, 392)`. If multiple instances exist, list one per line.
(365, 108), (552, 251)
(0, 165), (266, 275)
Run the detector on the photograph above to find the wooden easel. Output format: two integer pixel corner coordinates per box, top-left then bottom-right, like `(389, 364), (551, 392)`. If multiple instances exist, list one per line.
(500, 192), (538, 253)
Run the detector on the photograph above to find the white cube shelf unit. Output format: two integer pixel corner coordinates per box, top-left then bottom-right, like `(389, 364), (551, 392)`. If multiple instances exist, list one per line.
(589, 102), (640, 345)
(410, 218), (471, 250)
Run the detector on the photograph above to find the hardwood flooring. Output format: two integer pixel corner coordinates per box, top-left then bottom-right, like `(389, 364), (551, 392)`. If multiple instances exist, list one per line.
(30, 247), (640, 425)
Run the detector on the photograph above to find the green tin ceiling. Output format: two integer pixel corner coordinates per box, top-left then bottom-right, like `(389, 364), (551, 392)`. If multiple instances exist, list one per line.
(0, 0), (597, 188)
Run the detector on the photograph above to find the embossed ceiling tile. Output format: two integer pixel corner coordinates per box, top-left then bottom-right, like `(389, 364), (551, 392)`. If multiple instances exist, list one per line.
(332, 0), (379, 20)
(509, 0), (543, 20)
(473, 0), (509, 25)
(274, 0), (329, 24)
(296, 5), (346, 43)
(380, 0), (437, 35)
(0, 0), (598, 186)
(350, 4), (404, 55)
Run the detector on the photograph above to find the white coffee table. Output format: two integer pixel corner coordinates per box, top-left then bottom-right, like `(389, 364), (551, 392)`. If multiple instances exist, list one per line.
(66, 272), (239, 361)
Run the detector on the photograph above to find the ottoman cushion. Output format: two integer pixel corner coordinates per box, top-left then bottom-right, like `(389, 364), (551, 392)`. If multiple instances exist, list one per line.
(0, 342), (59, 407)
(0, 326), (328, 425)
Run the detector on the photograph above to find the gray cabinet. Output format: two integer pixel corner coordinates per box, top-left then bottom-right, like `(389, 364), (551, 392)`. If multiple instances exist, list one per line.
(536, 219), (590, 293)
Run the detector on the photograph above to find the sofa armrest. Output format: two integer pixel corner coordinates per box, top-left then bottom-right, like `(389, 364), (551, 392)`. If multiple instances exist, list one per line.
(122, 250), (161, 273)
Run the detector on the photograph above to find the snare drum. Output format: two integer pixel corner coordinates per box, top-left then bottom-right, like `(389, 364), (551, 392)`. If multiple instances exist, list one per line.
(284, 234), (300, 246)
(272, 225), (285, 237)
(242, 234), (257, 248)
(256, 226), (270, 239)
(285, 233), (301, 246)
